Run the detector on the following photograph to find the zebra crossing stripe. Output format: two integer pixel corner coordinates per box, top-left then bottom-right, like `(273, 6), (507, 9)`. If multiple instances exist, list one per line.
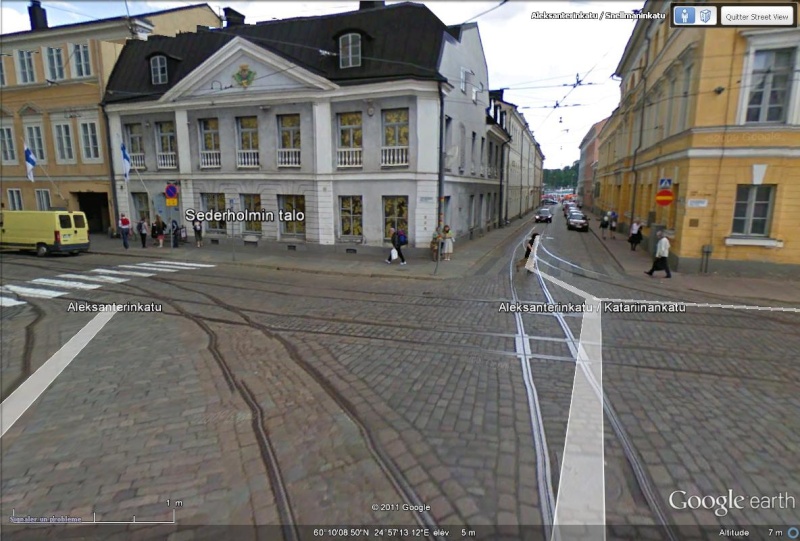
(120, 264), (178, 273)
(0, 285), (67, 299)
(30, 278), (101, 290)
(59, 274), (129, 284)
(91, 269), (154, 278)
(0, 296), (27, 307)
(153, 261), (216, 268)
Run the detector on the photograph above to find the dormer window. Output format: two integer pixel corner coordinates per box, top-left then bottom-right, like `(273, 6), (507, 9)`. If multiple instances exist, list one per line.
(150, 55), (168, 85)
(339, 33), (361, 69)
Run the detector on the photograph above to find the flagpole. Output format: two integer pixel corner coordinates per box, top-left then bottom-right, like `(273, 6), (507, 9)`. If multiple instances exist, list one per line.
(132, 165), (154, 223)
(36, 164), (69, 208)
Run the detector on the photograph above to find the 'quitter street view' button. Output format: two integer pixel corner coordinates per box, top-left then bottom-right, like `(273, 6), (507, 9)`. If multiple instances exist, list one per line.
(721, 5), (796, 26)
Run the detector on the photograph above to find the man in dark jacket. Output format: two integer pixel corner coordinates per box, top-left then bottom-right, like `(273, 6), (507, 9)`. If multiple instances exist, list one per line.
(516, 232), (540, 273)
(386, 227), (407, 265)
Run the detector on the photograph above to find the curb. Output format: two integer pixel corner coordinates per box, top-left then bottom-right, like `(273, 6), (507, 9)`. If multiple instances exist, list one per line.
(587, 225), (628, 274)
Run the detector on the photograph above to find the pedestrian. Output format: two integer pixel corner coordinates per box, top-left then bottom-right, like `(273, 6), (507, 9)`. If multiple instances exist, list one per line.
(645, 230), (672, 278)
(118, 213), (131, 249)
(385, 227), (407, 265)
(153, 216), (165, 248)
(136, 217), (148, 248)
(609, 211), (617, 239)
(516, 231), (540, 273)
(599, 214), (609, 239)
(628, 219), (643, 251)
(441, 225), (454, 261)
(192, 218), (203, 247)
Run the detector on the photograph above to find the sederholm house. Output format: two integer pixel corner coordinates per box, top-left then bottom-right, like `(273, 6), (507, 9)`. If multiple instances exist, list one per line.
(103, 1), (508, 251)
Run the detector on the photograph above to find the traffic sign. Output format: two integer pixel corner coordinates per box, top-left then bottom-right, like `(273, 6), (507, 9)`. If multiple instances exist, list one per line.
(165, 184), (178, 198)
(659, 178), (672, 189)
(656, 189), (674, 207)
(166, 197), (178, 207)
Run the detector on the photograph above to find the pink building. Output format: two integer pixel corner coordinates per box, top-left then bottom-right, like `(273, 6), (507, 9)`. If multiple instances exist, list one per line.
(577, 118), (607, 211)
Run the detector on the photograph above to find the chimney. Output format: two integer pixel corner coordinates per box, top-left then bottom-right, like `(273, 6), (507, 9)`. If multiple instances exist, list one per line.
(28, 0), (48, 31)
(223, 7), (245, 27)
(359, 1), (385, 10)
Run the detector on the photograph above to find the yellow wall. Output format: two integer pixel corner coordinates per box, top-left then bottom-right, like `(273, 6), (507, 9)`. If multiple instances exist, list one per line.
(148, 7), (222, 36)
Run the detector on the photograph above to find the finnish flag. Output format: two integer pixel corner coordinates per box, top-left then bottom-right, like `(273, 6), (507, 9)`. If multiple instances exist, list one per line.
(121, 142), (131, 182)
(24, 142), (36, 182)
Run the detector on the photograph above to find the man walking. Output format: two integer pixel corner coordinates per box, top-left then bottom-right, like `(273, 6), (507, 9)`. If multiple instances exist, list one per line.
(386, 227), (407, 265)
(119, 213), (131, 250)
(645, 230), (672, 278)
(136, 217), (148, 248)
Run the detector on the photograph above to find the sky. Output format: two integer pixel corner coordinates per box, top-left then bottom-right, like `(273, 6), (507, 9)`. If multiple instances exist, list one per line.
(1, 0), (644, 168)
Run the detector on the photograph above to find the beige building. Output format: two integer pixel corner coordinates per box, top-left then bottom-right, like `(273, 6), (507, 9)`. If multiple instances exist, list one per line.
(0, 2), (221, 232)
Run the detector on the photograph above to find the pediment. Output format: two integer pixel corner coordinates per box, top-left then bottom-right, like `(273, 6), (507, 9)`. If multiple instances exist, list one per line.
(18, 103), (43, 116)
(0, 106), (13, 118)
(161, 36), (337, 102)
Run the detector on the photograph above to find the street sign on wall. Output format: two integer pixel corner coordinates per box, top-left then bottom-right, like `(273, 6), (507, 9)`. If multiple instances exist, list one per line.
(165, 184), (178, 198)
(659, 178), (672, 189)
(166, 198), (178, 207)
(656, 189), (674, 207)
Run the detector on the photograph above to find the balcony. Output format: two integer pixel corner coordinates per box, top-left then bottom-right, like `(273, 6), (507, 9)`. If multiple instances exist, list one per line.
(200, 150), (221, 169)
(129, 153), (145, 170)
(237, 150), (260, 168)
(489, 166), (498, 178)
(157, 152), (177, 169)
(381, 146), (408, 167)
(337, 148), (362, 168)
(278, 148), (301, 167)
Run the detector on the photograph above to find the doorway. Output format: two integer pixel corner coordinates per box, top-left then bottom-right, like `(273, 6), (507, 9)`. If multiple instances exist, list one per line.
(76, 192), (110, 233)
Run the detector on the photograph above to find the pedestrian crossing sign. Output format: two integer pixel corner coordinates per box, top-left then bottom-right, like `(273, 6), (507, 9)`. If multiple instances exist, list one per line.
(659, 178), (672, 189)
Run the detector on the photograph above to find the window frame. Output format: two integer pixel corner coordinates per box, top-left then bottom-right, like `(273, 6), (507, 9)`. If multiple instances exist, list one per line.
(150, 55), (168, 85)
(200, 192), (227, 232)
(277, 114), (301, 149)
(0, 126), (17, 163)
(0, 59), (5, 87)
(17, 50), (36, 84)
(198, 118), (220, 151)
(52, 122), (76, 163)
(339, 33), (362, 69)
(71, 43), (92, 78)
(35, 188), (51, 211)
(240, 193), (263, 233)
(25, 124), (46, 163)
(737, 35), (800, 125)
(155, 121), (176, 154)
(744, 48), (795, 124)
(731, 184), (775, 237)
(278, 194), (306, 237)
(381, 108), (409, 148)
(382, 195), (408, 240)
(7, 188), (23, 210)
(79, 121), (101, 162)
(339, 195), (363, 237)
(46, 46), (65, 81)
(236, 116), (259, 151)
(337, 112), (362, 149)
(124, 123), (144, 154)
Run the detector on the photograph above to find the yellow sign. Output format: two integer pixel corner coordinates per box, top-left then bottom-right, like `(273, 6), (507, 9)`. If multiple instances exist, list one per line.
(166, 197), (178, 207)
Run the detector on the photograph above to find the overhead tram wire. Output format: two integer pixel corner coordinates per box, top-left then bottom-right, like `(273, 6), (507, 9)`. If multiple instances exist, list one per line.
(461, 0), (510, 24)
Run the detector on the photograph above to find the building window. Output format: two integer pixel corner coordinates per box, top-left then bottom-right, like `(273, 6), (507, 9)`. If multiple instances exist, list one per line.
(279, 195), (305, 237)
(53, 123), (74, 162)
(1, 127), (16, 162)
(125, 123), (144, 168)
(73, 44), (91, 77)
(155, 122), (176, 169)
(337, 112), (362, 167)
(679, 64), (692, 131)
(382, 196), (408, 239)
(460, 67), (468, 92)
(340, 196), (363, 237)
(746, 49), (794, 123)
(35, 189), (51, 211)
(201, 193), (226, 231)
(471, 132), (476, 172)
(18, 50), (35, 83)
(665, 78), (676, 136)
(150, 55), (168, 85)
(339, 33), (361, 69)
(199, 118), (221, 168)
(241, 194), (262, 233)
(732, 185), (774, 236)
(25, 125), (45, 161)
(236, 116), (259, 168)
(131, 192), (149, 221)
(80, 121), (100, 160)
(277, 114), (300, 167)
(459, 124), (466, 170)
(7, 189), (23, 210)
(46, 47), (65, 80)
(0, 61), (5, 86)
(381, 109), (409, 166)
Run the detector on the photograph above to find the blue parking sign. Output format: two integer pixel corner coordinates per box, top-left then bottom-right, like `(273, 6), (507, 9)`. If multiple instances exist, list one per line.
(674, 6), (695, 24)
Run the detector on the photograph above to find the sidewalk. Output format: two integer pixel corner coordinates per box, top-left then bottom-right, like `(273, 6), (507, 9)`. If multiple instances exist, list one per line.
(585, 211), (800, 305)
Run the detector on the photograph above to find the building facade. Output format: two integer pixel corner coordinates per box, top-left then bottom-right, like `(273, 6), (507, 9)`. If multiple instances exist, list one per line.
(0, 2), (221, 232)
(577, 118), (607, 211)
(595, 0), (800, 275)
(104, 2), (503, 250)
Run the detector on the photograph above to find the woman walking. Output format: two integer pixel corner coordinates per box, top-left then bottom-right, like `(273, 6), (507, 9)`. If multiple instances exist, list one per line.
(137, 217), (148, 248)
(628, 219), (643, 251)
(193, 218), (203, 247)
(153, 216), (166, 247)
(441, 225), (454, 261)
(516, 232), (540, 273)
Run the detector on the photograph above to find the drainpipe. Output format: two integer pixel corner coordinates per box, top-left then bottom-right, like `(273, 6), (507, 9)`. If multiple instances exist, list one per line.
(435, 82), (446, 273)
(501, 139), (510, 224)
(629, 33), (651, 232)
(101, 103), (120, 236)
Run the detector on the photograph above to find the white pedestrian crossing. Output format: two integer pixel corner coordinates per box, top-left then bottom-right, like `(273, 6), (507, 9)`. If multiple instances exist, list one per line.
(154, 261), (216, 268)
(1, 285), (67, 299)
(1, 296), (27, 307)
(92, 269), (155, 277)
(59, 273), (129, 284)
(125, 263), (180, 272)
(29, 278), (102, 290)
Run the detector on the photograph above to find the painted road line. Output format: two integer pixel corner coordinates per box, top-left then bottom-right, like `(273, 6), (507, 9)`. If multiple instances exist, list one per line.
(0, 297), (27, 307)
(29, 278), (101, 290)
(119, 264), (178, 273)
(153, 261), (216, 268)
(59, 274), (129, 284)
(0, 310), (116, 438)
(0, 285), (67, 299)
(91, 269), (154, 278)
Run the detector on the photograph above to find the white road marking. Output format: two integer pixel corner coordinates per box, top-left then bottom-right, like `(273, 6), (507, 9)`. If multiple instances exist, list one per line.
(29, 278), (101, 290)
(59, 274), (129, 284)
(599, 297), (800, 313)
(0, 297), (27, 307)
(0, 310), (116, 438)
(153, 261), (216, 268)
(0, 285), (67, 299)
(91, 269), (154, 278)
(119, 264), (178, 272)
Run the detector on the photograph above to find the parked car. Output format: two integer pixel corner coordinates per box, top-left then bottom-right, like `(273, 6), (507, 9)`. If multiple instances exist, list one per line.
(540, 199), (558, 206)
(563, 202), (576, 216)
(566, 211), (589, 231)
(534, 208), (553, 223)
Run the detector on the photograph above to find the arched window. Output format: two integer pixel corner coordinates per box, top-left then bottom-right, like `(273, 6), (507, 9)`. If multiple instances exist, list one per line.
(339, 33), (361, 69)
(150, 55), (168, 85)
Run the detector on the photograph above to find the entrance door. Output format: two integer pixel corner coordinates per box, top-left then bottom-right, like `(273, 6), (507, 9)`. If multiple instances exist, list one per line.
(76, 192), (110, 233)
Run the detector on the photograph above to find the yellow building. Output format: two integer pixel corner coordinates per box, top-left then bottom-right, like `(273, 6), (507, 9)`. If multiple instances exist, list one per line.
(596, 1), (800, 275)
(0, 2), (221, 232)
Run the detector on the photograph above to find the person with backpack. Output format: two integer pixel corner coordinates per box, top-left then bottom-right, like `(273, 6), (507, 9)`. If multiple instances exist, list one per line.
(386, 227), (407, 265)
(136, 217), (148, 248)
(152, 216), (166, 247)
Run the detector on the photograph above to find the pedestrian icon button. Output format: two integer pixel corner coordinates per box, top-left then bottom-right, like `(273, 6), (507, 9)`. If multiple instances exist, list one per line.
(674, 6), (696, 25)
